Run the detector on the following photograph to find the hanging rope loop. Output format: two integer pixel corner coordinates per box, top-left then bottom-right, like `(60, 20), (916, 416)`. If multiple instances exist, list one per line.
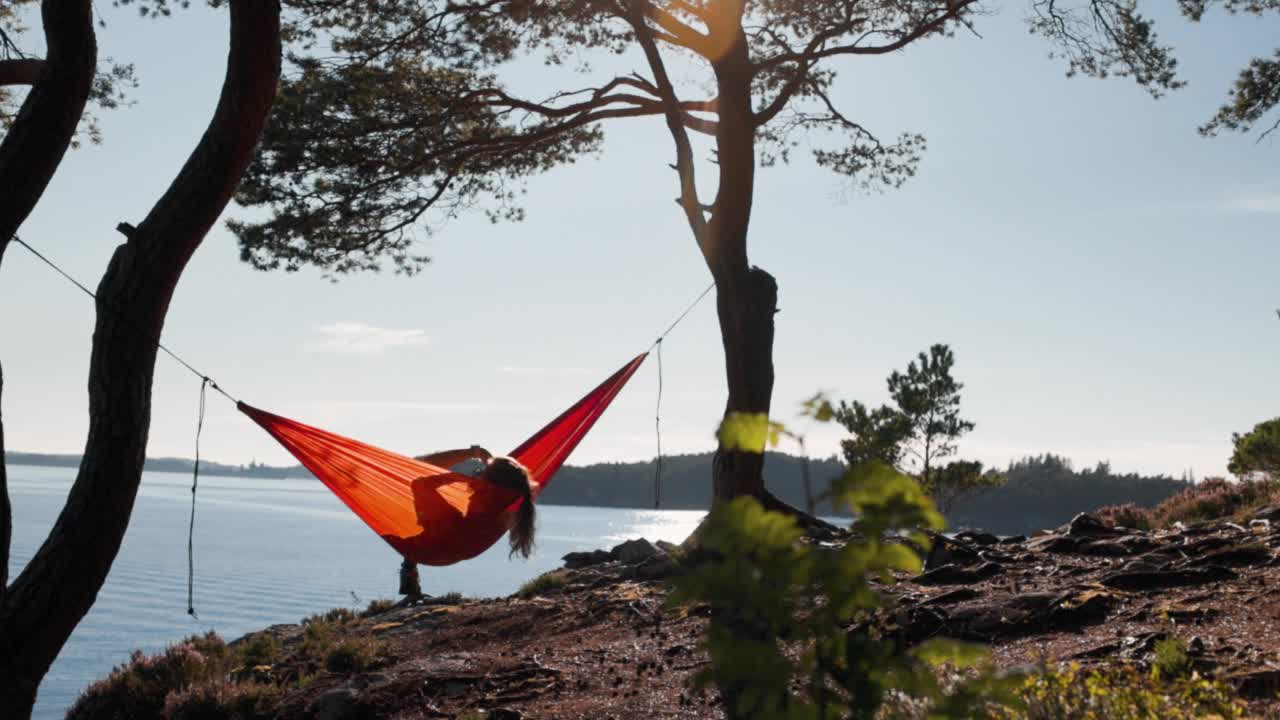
(647, 280), (714, 510)
(187, 376), (210, 619)
(653, 339), (664, 510)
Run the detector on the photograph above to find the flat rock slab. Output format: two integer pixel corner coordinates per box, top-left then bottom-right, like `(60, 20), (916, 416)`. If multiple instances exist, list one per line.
(1077, 536), (1161, 557)
(1101, 565), (1238, 591)
(1183, 543), (1274, 568)
(920, 588), (981, 606)
(914, 561), (1004, 586)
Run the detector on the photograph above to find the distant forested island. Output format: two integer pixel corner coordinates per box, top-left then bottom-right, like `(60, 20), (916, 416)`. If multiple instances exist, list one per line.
(947, 454), (1193, 535)
(7, 450), (1191, 535)
(5, 452), (306, 480)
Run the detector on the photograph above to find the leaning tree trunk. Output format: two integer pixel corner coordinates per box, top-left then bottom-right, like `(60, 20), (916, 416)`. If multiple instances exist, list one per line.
(707, 29), (780, 505)
(0, 0), (98, 623)
(0, 3), (281, 717)
(0, 0), (96, 248)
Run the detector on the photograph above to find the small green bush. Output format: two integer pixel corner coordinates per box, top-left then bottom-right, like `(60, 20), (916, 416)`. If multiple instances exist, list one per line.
(297, 620), (338, 666)
(1153, 638), (1193, 681)
(361, 598), (397, 617)
(324, 636), (383, 673)
(517, 570), (570, 598)
(304, 607), (357, 626)
(999, 664), (1244, 719)
(235, 633), (280, 669)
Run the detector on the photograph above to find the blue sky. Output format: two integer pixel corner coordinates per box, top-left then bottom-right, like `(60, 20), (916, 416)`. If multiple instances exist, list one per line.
(1, 2), (1276, 479)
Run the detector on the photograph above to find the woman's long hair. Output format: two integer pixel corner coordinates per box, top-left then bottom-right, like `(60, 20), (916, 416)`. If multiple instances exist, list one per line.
(482, 456), (536, 559)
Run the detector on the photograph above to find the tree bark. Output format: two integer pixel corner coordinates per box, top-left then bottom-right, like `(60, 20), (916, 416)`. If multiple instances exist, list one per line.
(0, 0), (98, 617)
(0, 59), (46, 87)
(0, 362), (8, 596)
(0, 1), (96, 248)
(0, 3), (281, 717)
(707, 28), (779, 505)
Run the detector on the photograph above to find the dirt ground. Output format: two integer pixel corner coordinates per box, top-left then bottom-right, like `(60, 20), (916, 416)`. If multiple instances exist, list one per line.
(252, 512), (1280, 719)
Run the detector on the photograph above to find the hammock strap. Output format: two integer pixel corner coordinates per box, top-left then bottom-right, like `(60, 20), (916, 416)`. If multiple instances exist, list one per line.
(187, 377), (210, 619)
(654, 340), (664, 510)
(11, 234), (238, 403)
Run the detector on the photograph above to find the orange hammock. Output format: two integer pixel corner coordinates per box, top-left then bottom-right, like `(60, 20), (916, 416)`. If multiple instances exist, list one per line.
(238, 354), (647, 566)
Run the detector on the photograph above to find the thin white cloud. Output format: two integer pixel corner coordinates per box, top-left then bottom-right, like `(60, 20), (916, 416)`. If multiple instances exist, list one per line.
(279, 400), (535, 427)
(1219, 191), (1280, 215)
(310, 322), (427, 356)
(496, 365), (593, 376)
(298, 400), (532, 414)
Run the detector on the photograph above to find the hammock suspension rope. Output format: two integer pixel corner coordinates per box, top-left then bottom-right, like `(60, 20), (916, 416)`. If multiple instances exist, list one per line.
(11, 233), (716, 611)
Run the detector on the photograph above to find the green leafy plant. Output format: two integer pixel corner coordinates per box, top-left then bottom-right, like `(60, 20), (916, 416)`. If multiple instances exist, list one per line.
(1153, 638), (1193, 681)
(676, 413), (1021, 718)
(999, 663), (1244, 720)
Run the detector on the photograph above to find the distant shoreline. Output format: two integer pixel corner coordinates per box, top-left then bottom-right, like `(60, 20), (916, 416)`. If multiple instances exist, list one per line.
(6, 451), (1196, 536)
(5, 451), (308, 480)
(4, 449), (849, 515)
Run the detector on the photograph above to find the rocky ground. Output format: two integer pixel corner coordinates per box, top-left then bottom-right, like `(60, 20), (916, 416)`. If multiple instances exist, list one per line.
(246, 511), (1280, 719)
(899, 506), (1280, 701)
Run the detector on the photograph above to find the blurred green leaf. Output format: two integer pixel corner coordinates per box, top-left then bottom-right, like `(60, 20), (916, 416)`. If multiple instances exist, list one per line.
(913, 638), (991, 669)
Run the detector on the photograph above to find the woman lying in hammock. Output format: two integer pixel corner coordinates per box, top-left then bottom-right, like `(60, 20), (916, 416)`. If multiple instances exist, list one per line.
(397, 446), (537, 597)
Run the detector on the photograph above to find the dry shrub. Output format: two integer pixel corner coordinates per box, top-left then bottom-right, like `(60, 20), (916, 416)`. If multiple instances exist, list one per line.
(1149, 476), (1279, 527)
(161, 681), (282, 720)
(1095, 502), (1154, 530)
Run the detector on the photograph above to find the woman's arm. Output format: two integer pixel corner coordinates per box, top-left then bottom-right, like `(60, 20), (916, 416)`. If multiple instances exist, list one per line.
(415, 445), (492, 468)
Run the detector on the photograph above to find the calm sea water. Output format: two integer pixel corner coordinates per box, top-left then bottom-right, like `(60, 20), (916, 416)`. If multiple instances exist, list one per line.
(7, 464), (705, 720)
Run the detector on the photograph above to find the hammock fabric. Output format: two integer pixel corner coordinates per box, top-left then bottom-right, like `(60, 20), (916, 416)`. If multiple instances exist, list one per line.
(238, 354), (647, 566)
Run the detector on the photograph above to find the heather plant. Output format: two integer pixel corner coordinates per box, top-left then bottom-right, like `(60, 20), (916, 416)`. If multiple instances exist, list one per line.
(1094, 476), (1280, 530)
(1094, 503), (1154, 530)
(1149, 476), (1279, 527)
(161, 682), (282, 720)
(66, 637), (225, 720)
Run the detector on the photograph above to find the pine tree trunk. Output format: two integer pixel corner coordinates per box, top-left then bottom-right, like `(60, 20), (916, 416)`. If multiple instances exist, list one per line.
(0, 5), (281, 717)
(0, 0), (96, 248)
(712, 265), (778, 502)
(0, 360), (8, 599)
(706, 29), (779, 505)
(0, 0), (98, 659)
